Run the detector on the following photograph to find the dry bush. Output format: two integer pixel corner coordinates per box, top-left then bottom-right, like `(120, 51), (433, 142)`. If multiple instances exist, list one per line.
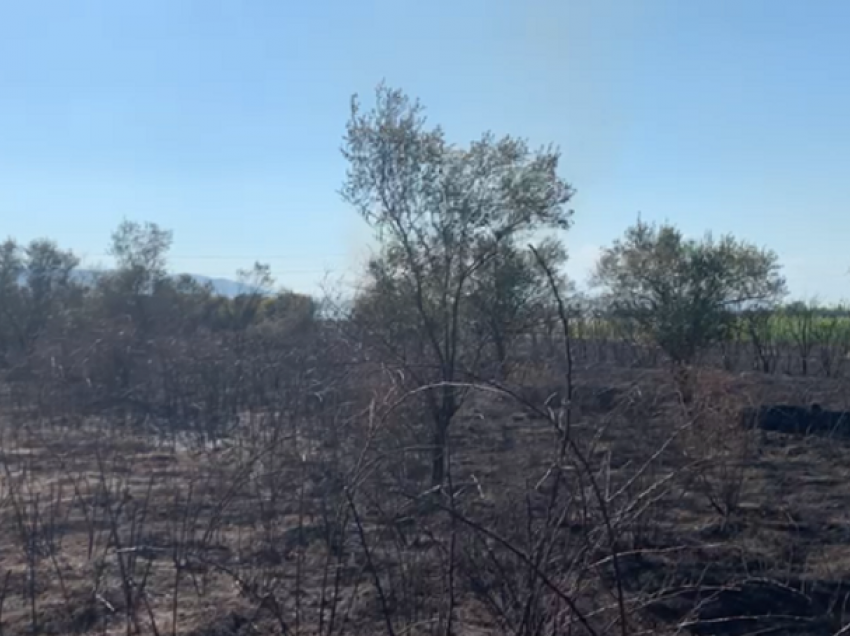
(675, 369), (758, 528)
(2, 299), (850, 636)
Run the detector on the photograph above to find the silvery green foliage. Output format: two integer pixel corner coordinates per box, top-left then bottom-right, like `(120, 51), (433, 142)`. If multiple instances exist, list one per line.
(0, 238), (80, 356)
(107, 219), (173, 295)
(593, 218), (787, 364)
(342, 84), (574, 483)
(342, 84), (573, 369)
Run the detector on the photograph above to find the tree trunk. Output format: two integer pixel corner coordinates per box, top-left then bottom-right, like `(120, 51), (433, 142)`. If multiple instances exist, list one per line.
(493, 334), (509, 380)
(431, 385), (457, 487)
(431, 417), (448, 487)
(673, 362), (693, 405)
(530, 330), (540, 361)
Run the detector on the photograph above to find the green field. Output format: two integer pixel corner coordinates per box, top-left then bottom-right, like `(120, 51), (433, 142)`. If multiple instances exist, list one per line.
(568, 307), (850, 348)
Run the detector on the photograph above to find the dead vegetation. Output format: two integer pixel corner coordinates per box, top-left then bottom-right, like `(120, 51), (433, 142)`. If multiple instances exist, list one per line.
(2, 333), (850, 636)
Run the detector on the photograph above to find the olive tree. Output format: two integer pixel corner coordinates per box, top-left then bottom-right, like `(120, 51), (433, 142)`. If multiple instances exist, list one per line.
(466, 237), (569, 374)
(231, 262), (275, 329)
(0, 239), (26, 358)
(592, 219), (786, 369)
(0, 238), (80, 359)
(22, 239), (81, 344)
(100, 219), (173, 328)
(342, 85), (573, 485)
(107, 219), (173, 296)
(259, 291), (316, 334)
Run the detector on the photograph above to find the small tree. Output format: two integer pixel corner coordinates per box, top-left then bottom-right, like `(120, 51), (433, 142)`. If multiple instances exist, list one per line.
(813, 305), (850, 377)
(342, 85), (574, 485)
(148, 274), (215, 336)
(784, 300), (818, 376)
(0, 238), (81, 359)
(100, 219), (174, 329)
(592, 219), (786, 372)
(229, 262), (275, 330)
(259, 291), (316, 334)
(0, 239), (26, 358)
(107, 219), (173, 295)
(743, 307), (780, 373)
(22, 239), (81, 344)
(466, 237), (569, 375)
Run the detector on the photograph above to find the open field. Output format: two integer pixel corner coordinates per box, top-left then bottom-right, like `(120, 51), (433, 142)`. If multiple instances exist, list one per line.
(2, 360), (850, 635)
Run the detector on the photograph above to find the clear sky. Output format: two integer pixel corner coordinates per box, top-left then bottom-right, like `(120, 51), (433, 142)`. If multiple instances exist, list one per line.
(1, 1), (849, 301)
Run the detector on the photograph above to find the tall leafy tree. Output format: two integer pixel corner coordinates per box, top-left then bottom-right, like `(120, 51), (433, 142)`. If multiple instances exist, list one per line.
(0, 238), (80, 357)
(593, 218), (787, 366)
(22, 239), (80, 345)
(342, 85), (573, 485)
(100, 219), (174, 329)
(0, 239), (26, 357)
(107, 219), (173, 296)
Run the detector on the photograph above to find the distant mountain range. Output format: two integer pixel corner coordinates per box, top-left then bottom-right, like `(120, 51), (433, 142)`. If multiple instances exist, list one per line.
(67, 270), (249, 298)
(181, 274), (249, 297)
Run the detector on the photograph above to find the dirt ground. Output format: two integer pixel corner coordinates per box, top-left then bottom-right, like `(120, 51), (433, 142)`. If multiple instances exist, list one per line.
(1, 363), (850, 635)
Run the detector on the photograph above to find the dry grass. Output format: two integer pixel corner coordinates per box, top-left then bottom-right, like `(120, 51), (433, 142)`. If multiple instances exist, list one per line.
(0, 362), (849, 634)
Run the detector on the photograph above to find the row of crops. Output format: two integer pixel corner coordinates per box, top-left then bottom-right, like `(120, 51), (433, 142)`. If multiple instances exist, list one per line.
(532, 303), (850, 378)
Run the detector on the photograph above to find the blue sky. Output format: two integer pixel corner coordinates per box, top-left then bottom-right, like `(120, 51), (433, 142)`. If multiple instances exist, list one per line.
(1, 0), (849, 300)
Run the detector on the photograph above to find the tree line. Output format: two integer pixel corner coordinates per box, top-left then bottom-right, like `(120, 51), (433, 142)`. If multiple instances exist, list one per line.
(0, 220), (316, 364)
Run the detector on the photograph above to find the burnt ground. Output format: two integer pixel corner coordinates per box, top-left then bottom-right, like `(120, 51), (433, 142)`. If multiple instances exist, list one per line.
(0, 363), (850, 634)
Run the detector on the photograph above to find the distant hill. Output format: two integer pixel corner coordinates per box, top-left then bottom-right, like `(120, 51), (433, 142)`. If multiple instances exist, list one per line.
(187, 274), (251, 297)
(17, 269), (270, 298)
(65, 270), (248, 298)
